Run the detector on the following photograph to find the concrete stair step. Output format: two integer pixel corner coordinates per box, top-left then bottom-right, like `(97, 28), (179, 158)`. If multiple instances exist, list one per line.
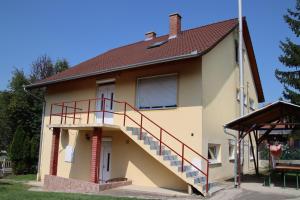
(156, 149), (171, 156)
(170, 160), (181, 166)
(194, 176), (206, 184)
(178, 165), (192, 172)
(186, 170), (199, 178)
(163, 155), (178, 161)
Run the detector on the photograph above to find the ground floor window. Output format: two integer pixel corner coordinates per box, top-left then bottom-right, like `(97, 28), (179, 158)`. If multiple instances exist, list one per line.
(208, 143), (221, 164)
(228, 139), (235, 160)
(249, 145), (255, 161)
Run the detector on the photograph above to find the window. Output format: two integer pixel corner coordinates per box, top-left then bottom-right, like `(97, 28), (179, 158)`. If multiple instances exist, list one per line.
(236, 89), (248, 106)
(137, 74), (177, 110)
(249, 146), (255, 161)
(235, 40), (239, 63)
(249, 98), (255, 110)
(236, 89), (240, 101)
(244, 94), (247, 106)
(208, 144), (220, 164)
(229, 139), (235, 160)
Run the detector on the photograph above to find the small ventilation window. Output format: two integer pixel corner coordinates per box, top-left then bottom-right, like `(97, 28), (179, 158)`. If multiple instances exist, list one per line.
(147, 40), (168, 49)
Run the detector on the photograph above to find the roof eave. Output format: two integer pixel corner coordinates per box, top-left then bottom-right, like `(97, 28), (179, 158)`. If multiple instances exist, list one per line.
(25, 52), (200, 89)
(243, 19), (265, 103)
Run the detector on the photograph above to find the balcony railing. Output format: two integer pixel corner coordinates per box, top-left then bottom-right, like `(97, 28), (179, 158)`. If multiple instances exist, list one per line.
(49, 97), (209, 193)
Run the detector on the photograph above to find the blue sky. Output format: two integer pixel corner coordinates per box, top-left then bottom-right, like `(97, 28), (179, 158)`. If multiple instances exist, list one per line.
(0, 0), (296, 103)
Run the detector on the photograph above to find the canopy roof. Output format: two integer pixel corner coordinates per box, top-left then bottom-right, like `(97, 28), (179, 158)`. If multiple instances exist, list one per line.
(224, 101), (300, 132)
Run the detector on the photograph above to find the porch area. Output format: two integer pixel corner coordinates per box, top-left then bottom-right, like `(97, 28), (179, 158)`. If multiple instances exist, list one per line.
(46, 123), (189, 193)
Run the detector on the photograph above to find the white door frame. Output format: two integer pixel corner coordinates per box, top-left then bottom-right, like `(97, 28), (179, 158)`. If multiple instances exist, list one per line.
(99, 138), (112, 183)
(95, 83), (115, 124)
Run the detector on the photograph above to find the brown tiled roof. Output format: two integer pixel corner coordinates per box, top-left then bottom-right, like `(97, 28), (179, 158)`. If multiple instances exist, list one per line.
(27, 18), (264, 102)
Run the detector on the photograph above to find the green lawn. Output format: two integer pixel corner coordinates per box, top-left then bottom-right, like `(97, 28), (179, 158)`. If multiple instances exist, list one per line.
(5, 174), (36, 181)
(0, 179), (138, 200)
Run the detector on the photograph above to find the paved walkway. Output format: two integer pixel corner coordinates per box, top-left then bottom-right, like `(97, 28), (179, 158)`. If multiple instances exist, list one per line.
(26, 178), (300, 200)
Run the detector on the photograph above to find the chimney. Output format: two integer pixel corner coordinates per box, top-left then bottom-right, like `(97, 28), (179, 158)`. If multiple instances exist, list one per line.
(145, 31), (156, 41)
(169, 13), (181, 39)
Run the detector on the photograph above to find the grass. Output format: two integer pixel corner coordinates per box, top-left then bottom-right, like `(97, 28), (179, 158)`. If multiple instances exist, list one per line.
(0, 178), (138, 200)
(5, 174), (36, 181)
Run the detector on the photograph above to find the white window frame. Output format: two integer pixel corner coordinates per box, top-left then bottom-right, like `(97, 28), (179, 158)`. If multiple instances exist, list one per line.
(249, 145), (254, 161)
(236, 89), (240, 101)
(249, 98), (255, 110)
(244, 94), (247, 106)
(228, 139), (235, 161)
(208, 144), (221, 164)
(136, 73), (178, 110)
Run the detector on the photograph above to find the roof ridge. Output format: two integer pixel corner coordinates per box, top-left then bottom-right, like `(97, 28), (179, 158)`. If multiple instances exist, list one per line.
(106, 17), (239, 51)
(181, 17), (238, 33)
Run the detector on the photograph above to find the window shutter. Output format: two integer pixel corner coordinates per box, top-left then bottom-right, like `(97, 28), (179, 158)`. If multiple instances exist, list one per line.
(137, 75), (177, 109)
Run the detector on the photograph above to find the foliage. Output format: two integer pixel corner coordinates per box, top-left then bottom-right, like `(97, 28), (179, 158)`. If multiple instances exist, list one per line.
(30, 55), (54, 81)
(0, 55), (69, 174)
(275, 0), (300, 104)
(54, 58), (69, 74)
(260, 144), (300, 160)
(9, 126), (26, 174)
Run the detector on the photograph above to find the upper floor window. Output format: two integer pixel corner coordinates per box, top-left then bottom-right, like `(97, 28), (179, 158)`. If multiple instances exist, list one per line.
(235, 40), (239, 63)
(137, 74), (177, 110)
(236, 89), (248, 106)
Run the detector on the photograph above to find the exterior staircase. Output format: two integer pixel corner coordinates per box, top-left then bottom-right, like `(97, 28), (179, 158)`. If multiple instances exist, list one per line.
(121, 126), (213, 195)
(49, 97), (223, 196)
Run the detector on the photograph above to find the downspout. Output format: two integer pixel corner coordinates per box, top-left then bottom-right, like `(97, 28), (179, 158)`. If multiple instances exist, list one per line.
(224, 126), (238, 187)
(23, 85), (45, 181)
(238, 0), (245, 187)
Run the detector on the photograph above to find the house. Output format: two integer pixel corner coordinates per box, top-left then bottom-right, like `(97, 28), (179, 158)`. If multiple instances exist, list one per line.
(27, 13), (264, 195)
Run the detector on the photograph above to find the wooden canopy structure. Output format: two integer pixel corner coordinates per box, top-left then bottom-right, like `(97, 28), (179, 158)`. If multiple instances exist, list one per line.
(224, 101), (300, 185)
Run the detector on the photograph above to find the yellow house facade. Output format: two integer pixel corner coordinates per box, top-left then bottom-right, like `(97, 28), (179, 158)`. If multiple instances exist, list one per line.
(27, 14), (264, 196)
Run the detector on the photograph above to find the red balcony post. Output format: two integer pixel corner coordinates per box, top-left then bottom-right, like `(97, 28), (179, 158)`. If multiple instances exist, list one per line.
(181, 143), (184, 172)
(49, 104), (53, 124)
(90, 128), (102, 183)
(159, 128), (162, 155)
(102, 98), (105, 124)
(73, 101), (77, 124)
(50, 127), (60, 176)
(87, 100), (91, 124)
(60, 102), (64, 124)
(123, 103), (126, 126)
(140, 115), (143, 140)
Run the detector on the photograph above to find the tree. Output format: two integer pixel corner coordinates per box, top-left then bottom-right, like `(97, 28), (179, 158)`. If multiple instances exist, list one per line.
(55, 58), (69, 73)
(30, 55), (54, 81)
(0, 55), (70, 174)
(275, 0), (300, 104)
(9, 126), (26, 174)
(0, 91), (12, 150)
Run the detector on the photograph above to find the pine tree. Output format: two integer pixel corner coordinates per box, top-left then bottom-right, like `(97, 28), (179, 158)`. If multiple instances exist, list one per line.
(9, 126), (26, 174)
(275, 0), (300, 104)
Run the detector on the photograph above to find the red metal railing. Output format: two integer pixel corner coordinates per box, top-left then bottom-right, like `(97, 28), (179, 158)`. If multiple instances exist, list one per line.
(49, 97), (209, 193)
